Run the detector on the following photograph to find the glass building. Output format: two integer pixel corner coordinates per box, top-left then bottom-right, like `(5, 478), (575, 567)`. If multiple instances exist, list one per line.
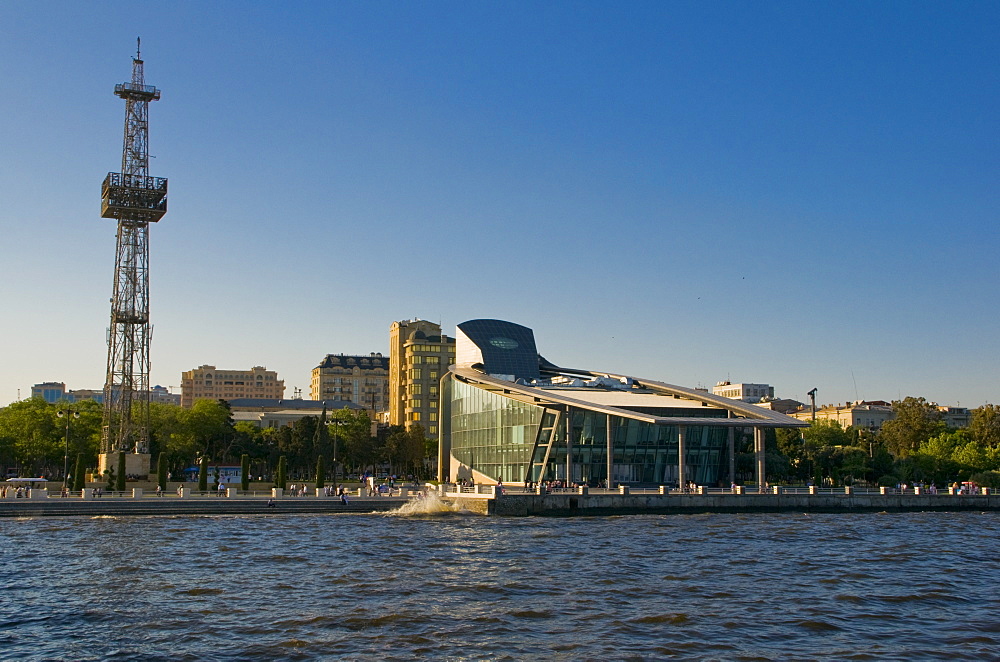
(441, 319), (808, 488)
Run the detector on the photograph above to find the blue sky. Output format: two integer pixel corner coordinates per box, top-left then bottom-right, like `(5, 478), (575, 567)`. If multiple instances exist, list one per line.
(1, 1), (997, 409)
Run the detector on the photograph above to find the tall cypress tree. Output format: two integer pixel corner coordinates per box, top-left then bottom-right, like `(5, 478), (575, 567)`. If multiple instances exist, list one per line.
(276, 455), (287, 490)
(240, 454), (250, 491)
(157, 454), (168, 491)
(115, 452), (126, 492)
(73, 454), (85, 491)
(198, 456), (209, 492)
(315, 455), (325, 490)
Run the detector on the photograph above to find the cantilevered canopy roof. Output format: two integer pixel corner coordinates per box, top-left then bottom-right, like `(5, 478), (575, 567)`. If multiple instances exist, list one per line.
(450, 364), (808, 429)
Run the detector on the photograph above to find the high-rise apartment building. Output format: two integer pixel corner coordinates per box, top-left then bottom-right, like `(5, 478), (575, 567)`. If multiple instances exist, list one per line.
(389, 319), (456, 438)
(310, 353), (389, 412)
(181, 365), (284, 408)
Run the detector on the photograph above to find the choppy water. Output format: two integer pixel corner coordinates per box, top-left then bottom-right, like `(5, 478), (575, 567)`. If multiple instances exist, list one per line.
(2, 506), (998, 661)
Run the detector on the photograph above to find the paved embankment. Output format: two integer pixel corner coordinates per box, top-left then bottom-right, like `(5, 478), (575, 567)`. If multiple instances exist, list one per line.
(0, 497), (408, 518)
(448, 493), (1000, 516)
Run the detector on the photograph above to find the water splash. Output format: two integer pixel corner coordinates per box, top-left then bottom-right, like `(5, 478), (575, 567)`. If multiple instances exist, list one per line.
(387, 492), (469, 517)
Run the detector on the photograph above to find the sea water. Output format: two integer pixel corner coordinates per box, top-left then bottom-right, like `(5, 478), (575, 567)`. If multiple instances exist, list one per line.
(1, 509), (998, 660)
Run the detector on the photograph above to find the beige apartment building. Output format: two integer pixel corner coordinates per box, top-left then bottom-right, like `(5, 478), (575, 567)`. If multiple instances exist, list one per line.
(790, 401), (971, 430)
(790, 401), (895, 430)
(310, 353), (389, 412)
(181, 365), (284, 408)
(389, 319), (456, 439)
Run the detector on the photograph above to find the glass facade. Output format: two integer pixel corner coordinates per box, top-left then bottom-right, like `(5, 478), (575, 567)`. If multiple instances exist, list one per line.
(449, 379), (544, 483)
(449, 377), (731, 486)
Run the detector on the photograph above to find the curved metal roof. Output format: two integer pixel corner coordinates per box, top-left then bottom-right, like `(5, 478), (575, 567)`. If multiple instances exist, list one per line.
(450, 364), (808, 428)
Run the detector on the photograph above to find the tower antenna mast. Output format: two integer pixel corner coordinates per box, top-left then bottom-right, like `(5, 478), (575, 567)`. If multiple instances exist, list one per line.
(98, 38), (168, 479)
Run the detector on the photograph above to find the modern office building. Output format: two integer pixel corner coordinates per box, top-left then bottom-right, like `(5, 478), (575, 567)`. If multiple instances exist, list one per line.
(181, 365), (284, 408)
(441, 319), (808, 488)
(149, 385), (180, 406)
(389, 319), (456, 438)
(310, 353), (389, 413)
(31, 382), (70, 403)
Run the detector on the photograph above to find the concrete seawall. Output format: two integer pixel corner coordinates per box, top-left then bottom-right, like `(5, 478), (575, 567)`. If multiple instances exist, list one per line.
(0, 497), (408, 518)
(449, 493), (1000, 517)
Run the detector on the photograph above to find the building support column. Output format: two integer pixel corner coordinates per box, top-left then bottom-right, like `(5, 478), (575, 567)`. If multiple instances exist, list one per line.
(728, 427), (736, 486)
(678, 424), (687, 490)
(565, 407), (572, 484)
(754, 426), (766, 493)
(606, 413), (613, 489)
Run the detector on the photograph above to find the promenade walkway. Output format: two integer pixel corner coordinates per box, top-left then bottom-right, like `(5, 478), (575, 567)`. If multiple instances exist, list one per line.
(0, 489), (410, 518)
(439, 484), (1000, 516)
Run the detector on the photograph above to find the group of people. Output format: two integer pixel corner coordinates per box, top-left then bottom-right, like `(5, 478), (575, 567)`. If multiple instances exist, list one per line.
(319, 484), (351, 503)
(1, 485), (30, 498)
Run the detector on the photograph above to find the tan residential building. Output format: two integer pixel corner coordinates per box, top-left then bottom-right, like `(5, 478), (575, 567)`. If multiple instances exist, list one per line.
(790, 401), (971, 430)
(181, 365), (284, 408)
(310, 353), (389, 412)
(789, 401), (895, 430)
(389, 319), (456, 438)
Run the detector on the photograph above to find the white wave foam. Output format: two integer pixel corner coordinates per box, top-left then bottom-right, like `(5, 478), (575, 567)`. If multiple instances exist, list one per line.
(387, 492), (470, 517)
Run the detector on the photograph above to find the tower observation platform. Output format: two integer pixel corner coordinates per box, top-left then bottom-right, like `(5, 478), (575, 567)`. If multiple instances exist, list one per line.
(100, 172), (167, 222)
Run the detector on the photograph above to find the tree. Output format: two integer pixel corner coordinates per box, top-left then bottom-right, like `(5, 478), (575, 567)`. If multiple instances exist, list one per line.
(315, 455), (325, 490)
(333, 409), (376, 474)
(912, 431), (965, 484)
(116, 451), (126, 492)
(879, 397), (946, 458)
(198, 455), (209, 491)
(406, 424), (429, 476)
(156, 453), (168, 490)
(240, 453), (250, 491)
(73, 454), (85, 491)
(383, 425), (410, 475)
(276, 455), (287, 489)
(970, 404), (1000, 447)
(796, 420), (852, 484)
(0, 398), (66, 475)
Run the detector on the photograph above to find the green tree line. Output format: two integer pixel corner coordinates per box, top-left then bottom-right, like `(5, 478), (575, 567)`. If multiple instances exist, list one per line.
(749, 398), (1000, 488)
(0, 398), (434, 481)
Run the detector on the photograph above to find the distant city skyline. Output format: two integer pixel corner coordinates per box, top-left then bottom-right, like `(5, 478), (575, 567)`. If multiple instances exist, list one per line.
(2, 2), (998, 409)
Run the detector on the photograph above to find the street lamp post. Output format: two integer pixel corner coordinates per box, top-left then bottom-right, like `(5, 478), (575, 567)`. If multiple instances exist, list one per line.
(56, 407), (81, 490)
(326, 419), (345, 484)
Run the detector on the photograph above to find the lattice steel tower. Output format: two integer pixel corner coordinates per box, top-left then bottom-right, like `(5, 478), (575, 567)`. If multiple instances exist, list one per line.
(99, 39), (168, 463)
